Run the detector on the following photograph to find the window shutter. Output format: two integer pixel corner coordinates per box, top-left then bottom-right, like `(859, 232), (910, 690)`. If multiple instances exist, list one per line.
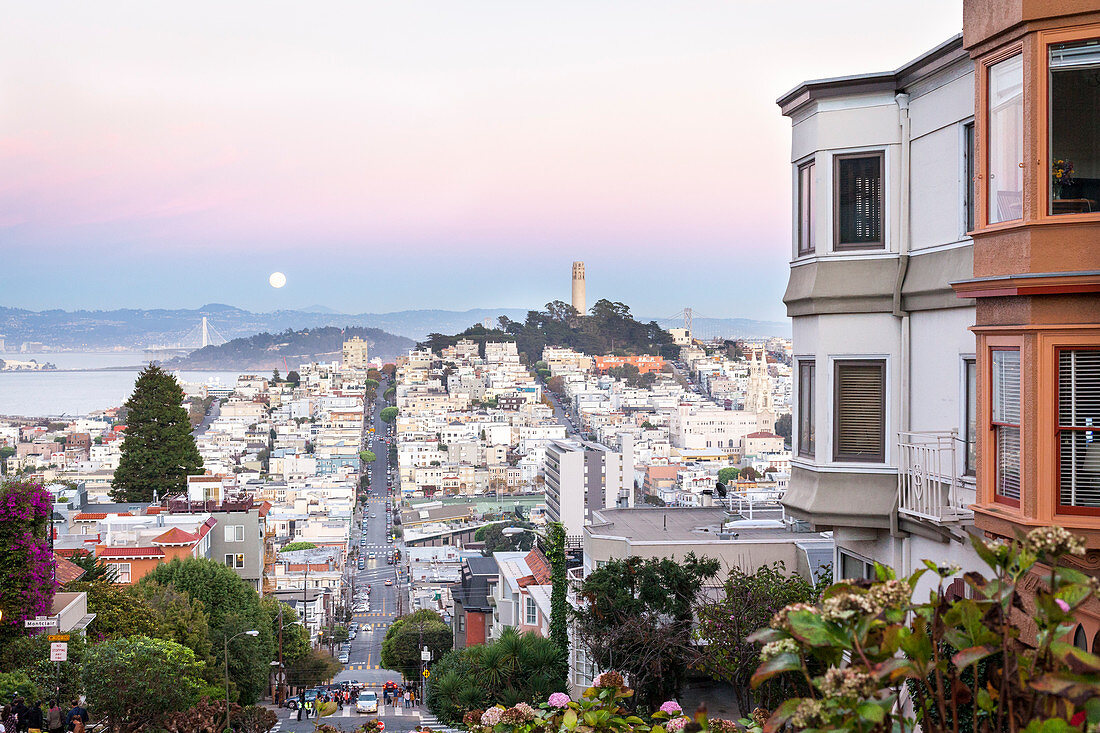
(837, 155), (882, 247)
(834, 361), (885, 461)
(1059, 350), (1100, 508)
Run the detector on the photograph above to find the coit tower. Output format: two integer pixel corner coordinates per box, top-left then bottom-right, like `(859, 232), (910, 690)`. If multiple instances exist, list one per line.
(571, 261), (586, 315)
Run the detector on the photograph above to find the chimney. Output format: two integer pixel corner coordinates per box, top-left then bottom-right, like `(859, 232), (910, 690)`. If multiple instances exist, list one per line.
(700, 489), (714, 508)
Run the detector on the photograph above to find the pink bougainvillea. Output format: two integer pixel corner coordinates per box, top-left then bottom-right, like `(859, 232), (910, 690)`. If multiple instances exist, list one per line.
(0, 479), (57, 626)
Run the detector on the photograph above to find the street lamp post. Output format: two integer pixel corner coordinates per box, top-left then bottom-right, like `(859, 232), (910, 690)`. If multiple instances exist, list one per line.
(224, 629), (259, 732)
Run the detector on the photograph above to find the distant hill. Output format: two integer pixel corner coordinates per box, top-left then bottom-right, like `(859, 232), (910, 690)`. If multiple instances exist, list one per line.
(423, 299), (675, 363)
(0, 304), (789, 351)
(0, 305), (533, 349)
(162, 326), (415, 369)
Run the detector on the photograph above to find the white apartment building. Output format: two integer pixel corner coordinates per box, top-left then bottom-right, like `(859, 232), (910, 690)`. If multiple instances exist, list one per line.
(342, 336), (370, 370)
(544, 436), (635, 540)
(777, 35), (984, 595)
(668, 404), (773, 452)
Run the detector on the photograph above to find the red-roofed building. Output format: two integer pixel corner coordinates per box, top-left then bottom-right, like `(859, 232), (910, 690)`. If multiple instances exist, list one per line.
(92, 514), (217, 585)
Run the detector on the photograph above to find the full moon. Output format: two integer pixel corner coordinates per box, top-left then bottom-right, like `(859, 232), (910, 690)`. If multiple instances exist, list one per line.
(269, 272), (287, 288)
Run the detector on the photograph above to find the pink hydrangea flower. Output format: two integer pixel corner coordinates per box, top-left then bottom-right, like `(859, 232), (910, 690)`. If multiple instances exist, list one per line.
(660, 701), (682, 715)
(480, 708), (503, 726)
(547, 693), (571, 708)
(1056, 598), (1071, 613)
(666, 717), (689, 732)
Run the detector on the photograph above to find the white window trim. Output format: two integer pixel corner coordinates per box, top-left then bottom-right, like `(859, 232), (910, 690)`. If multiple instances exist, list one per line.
(108, 562), (132, 583)
(829, 146), (891, 255)
(960, 353), (978, 485)
(792, 153), (818, 261)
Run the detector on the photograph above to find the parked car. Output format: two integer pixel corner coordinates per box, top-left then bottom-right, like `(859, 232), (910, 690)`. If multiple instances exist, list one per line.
(339, 652), (349, 663)
(356, 691), (379, 714)
(384, 579), (393, 586)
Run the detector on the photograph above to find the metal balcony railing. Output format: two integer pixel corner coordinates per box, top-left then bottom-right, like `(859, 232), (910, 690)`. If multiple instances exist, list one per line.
(897, 431), (974, 523)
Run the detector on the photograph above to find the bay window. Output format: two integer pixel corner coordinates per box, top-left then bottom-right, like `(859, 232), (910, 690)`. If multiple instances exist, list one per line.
(1058, 349), (1100, 511)
(797, 360), (815, 458)
(987, 54), (1024, 224)
(991, 350), (1021, 503)
(1049, 39), (1100, 215)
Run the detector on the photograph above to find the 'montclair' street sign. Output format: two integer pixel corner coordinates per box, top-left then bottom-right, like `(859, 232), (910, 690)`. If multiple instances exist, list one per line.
(24, 616), (56, 628)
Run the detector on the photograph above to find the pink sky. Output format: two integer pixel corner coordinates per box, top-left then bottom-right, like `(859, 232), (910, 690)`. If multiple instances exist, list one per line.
(0, 1), (964, 319)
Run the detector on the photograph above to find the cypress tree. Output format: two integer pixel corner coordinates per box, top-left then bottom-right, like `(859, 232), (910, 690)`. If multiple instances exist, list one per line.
(546, 521), (569, 688)
(110, 365), (203, 502)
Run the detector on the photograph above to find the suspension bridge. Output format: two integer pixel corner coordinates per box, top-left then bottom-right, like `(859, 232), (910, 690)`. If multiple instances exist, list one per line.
(144, 316), (229, 357)
(656, 308), (771, 343)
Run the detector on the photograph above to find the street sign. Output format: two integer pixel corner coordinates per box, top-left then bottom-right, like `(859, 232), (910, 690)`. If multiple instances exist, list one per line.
(24, 617), (56, 628)
(48, 634), (69, 642)
(50, 642), (67, 662)
(421, 648), (431, 661)
(422, 669), (430, 678)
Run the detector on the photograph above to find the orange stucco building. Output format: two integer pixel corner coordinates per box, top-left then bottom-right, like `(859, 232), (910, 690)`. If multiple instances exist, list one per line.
(592, 355), (666, 375)
(953, 0), (1100, 646)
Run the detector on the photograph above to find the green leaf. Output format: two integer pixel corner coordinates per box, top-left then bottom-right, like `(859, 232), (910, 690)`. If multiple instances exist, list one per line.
(952, 645), (998, 669)
(976, 687), (995, 712)
(583, 711), (599, 726)
(857, 702), (885, 724)
(763, 699), (801, 733)
(563, 708), (577, 728)
(747, 628), (784, 645)
(750, 652), (802, 689)
(1051, 642), (1100, 674)
(786, 610), (848, 648)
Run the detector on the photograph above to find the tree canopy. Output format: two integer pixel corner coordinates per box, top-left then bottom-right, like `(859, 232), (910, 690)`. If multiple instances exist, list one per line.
(426, 628), (563, 726)
(110, 364), (203, 502)
(140, 558), (275, 704)
(573, 553), (720, 708)
(474, 522), (536, 555)
(83, 636), (205, 732)
(421, 300), (674, 364)
(380, 609), (452, 679)
(380, 407), (398, 424)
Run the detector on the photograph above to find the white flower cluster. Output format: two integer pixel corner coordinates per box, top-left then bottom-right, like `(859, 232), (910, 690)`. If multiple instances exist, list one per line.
(1025, 526), (1086, 557)
(819, 667), (878, 699)
(759, 637), (801, 662)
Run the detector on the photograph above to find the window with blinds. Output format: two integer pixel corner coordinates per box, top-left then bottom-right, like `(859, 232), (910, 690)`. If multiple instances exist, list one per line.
(835, 153), (883, 249)
(1058, 349), (1100, 510)
(798, 360), (815, 458)
(833, 360), (885, 462)
(992, 350), (1021, 502)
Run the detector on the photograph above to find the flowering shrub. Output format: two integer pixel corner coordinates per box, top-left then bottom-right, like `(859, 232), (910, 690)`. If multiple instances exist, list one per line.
(461, 675), (745, 733)
(749, 528), (1100, 732)
(0, 479), (56, 629)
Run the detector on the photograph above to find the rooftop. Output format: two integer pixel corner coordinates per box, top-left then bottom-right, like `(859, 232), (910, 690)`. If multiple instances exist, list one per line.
(588, 507), (825, 543)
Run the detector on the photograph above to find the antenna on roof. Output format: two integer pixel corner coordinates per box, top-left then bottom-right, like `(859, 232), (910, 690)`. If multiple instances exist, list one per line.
(663, 515), (667, 532)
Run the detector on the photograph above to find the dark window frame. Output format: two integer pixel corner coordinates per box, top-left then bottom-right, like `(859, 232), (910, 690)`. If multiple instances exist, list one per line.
(797, 360), (815, 458)
(797, 160), (816, 256)
(833, 151), (885, 250)
(964, 122), (976, 233)
(833, 359), (886, 463)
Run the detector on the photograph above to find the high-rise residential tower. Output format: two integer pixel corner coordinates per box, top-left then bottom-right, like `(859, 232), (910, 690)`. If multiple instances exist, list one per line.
(571, 261), (586, 316)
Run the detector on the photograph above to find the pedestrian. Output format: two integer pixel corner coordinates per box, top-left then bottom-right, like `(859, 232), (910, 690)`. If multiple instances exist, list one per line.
(64, 700), (87, 733)
(45, 701), (62, 733)
(11, 697), (27, 733)
(403, 690), (411, 709)
(24, 702), (42, 733)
